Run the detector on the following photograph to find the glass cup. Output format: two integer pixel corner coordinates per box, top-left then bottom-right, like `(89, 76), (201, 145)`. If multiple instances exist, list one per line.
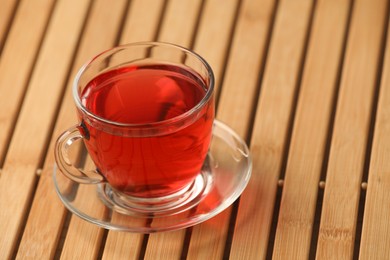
(54, 42), (215, 214)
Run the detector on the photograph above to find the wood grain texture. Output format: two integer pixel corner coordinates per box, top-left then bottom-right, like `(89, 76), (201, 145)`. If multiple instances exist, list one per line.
(216, 0), (275, 137)
(1, 0), (389, 258)
(359, 17), (390, 260)
(270, 0), (329, 258)
(119, 0), (165, 44)
(157, 0), (202, 47)
(0, 0), (90, 258)
(184, 0), (240, 258)
(0, 0), (55, 164)
(102, 0), (165, 258)
(187, 208), (231, 260)
(254, 0), (350, 259)
(102, 214), (145, 260)
(317, 0), (389, 258)
(15, 0), (128, 258)
(230, 0), (312, 259)
(144, 230), (186, 260)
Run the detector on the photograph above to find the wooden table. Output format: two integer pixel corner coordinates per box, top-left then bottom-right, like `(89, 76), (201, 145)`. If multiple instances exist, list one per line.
(1, 0), (389, 259)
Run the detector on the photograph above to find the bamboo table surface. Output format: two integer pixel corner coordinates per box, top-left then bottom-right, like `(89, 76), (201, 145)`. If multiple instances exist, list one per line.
(0, 0), (389, 259)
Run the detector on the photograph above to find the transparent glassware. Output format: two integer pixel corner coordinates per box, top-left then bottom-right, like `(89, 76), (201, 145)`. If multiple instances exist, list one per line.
(54, 120), (252, 232)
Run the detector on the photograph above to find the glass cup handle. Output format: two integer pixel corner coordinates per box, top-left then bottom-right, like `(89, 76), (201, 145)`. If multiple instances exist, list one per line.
(54, 125), (104, 184)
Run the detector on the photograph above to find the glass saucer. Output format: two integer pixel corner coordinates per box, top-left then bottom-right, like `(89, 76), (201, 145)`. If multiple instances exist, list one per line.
(53, 120), (252, 233)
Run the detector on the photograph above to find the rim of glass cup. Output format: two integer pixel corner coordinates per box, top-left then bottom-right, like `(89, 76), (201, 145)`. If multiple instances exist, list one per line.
(72, 42), (215, 130)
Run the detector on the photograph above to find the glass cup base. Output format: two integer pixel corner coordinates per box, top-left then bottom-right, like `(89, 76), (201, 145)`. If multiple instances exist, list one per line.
(97, 170), (213, 217)
(53, 120), (252, 233)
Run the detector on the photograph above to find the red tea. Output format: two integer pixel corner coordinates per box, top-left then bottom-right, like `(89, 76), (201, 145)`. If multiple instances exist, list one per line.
(80, 64), (214, 198)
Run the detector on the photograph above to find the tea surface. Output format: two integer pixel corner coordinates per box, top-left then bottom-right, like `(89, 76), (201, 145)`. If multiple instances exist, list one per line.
(80, 64), (214, 197)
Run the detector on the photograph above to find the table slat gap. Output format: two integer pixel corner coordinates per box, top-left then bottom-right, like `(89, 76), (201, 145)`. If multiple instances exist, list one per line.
(309, 184), (324, 259)
(353, 187), (367, 259)
(222, 200), (240, 259)
(266, 184), (283, 260)
(150, 0), (169, 42)
(53, 211), (72, 260)
(137, 232), (151, 260)
(179, 226), (193, 259)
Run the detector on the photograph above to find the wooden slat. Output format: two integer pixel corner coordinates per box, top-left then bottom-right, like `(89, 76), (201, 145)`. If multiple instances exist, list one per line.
(243, 0), (350, 258)
(229, 0), (313, 258)
(0, 0), (19, 50)
(16, 170), (70, 259)
(16, 0), (129, 258)
(216, 0), (275, 137)
(119, 0), (164, 44)
(0, 0), (91, 258)
(145, 230), (187, 260)
(101, 214), (145, 260)
(60, 203), (105, 259)
(187, 209), (231, 259)
(142, 0), (203, 259)
(359, 18), (390, 260)
(318, 0), (389, 258)
(192, 0), (239, 96)
(187, 0), (274, 258)
(157, 0), (202, 47)
(100, 0), (166, 259)
(269, 0), (336, 257)
(0, 0), (55, 164)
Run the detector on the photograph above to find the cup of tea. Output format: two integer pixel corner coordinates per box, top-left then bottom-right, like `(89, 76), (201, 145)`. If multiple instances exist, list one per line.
(54, 42), (215, 215)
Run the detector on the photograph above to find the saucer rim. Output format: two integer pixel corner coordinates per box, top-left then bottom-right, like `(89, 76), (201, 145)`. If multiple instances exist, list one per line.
(53, 120), (252, 233)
